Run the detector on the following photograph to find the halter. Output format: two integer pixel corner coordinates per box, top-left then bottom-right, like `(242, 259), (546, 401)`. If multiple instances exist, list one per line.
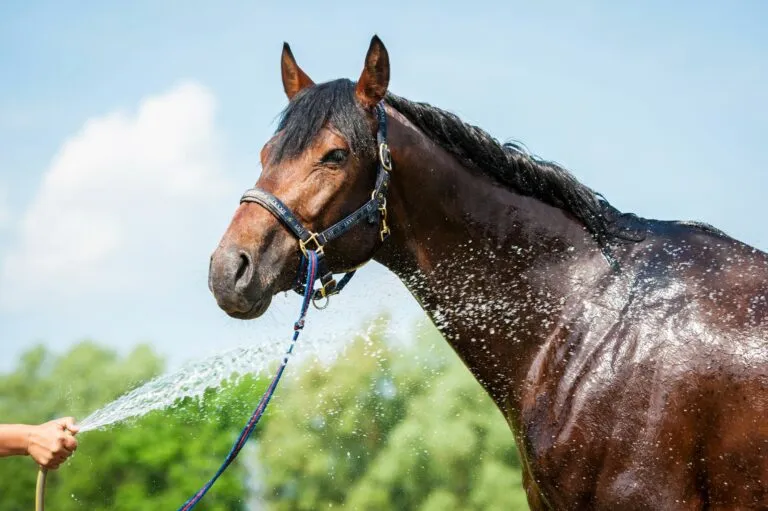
(239, 102), (392, 307)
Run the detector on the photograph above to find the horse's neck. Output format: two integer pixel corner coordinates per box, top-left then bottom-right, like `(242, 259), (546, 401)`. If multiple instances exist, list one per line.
(374, 110), (608, 408)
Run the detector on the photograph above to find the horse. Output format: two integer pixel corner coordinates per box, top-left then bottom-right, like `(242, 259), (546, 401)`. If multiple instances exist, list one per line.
(208, 36), (768, 509)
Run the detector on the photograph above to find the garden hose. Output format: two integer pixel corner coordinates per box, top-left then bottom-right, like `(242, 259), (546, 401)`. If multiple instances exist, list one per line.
(35, 467), (47, 511)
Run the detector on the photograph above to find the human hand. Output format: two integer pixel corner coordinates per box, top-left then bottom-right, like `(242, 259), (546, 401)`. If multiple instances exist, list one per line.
(26, 417), (79, 470)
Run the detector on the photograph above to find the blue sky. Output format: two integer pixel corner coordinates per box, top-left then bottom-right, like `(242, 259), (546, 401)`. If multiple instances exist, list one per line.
(1, 1), (766, 372)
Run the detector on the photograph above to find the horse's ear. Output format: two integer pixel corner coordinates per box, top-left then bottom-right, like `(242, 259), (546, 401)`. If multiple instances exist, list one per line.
(281, 42), (314, 100)
(355, 35), (390, 110)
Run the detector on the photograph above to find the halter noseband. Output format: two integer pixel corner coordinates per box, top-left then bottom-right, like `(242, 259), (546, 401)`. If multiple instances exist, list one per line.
(239, 102), (392, 308)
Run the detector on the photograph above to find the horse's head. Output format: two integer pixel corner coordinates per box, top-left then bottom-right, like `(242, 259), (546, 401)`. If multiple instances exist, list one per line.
(209, 36), (392, 319)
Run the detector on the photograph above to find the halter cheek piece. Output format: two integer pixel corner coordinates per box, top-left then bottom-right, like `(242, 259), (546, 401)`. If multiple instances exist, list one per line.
(239, 102), (392, 308)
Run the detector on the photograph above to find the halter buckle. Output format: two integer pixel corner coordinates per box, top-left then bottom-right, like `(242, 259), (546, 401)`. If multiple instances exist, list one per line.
(379, 143), (392, 172)
(299, 232), (324, 257)
(378, 197), (390, 241)
(318, 275), (337, 299)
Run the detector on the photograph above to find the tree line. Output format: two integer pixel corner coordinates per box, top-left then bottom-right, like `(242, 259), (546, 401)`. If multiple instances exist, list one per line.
(0, 319), (528, 510)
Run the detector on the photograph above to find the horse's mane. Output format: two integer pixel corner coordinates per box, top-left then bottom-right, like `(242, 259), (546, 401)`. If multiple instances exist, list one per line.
(271, 79), (650, 245)
(383, 92), (634, 244)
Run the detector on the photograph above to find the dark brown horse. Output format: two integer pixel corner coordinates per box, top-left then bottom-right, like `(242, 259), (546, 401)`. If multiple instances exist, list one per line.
(208, 36), (768, 509)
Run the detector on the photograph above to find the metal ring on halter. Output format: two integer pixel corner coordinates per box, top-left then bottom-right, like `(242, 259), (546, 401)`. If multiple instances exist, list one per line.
(379, 143), (392, 172)
(312, 293), (330, 310)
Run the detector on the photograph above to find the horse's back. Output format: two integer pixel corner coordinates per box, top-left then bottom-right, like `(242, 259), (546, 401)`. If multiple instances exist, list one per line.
(520, 222), (768, 509)
(607, 222), (768, 508)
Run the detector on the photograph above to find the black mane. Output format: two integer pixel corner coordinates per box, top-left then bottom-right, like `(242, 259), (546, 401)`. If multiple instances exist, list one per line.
(271, 79), (640, 244)
(384, 92), (632, 244)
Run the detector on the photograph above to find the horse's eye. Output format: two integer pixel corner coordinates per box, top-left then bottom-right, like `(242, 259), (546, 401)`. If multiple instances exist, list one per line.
(321, 149), (348, 165)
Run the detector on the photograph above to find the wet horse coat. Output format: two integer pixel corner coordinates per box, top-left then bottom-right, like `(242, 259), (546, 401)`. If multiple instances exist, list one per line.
(208, 37), (768, 509)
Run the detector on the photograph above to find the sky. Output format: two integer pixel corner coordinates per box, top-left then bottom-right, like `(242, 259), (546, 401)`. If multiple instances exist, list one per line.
(1, 1), (766, 373)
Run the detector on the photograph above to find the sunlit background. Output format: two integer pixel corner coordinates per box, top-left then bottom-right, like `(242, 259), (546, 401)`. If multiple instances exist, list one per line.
(1, 1), (766, 509)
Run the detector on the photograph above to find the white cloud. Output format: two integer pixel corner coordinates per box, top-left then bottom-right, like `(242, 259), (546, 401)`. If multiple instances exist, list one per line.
(0, 82), (234, 310)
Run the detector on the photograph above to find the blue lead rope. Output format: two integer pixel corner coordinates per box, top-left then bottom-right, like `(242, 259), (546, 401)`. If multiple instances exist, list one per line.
(178, 250), (320, 511)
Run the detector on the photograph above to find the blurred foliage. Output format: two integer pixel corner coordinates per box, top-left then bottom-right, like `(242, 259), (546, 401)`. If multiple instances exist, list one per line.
(0, 319), (528, 510)
(259, 318), (528, 510)
(0, 342), (263, 510)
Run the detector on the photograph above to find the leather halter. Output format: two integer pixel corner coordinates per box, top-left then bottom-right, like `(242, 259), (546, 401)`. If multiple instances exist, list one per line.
(239, 102), (392, 307)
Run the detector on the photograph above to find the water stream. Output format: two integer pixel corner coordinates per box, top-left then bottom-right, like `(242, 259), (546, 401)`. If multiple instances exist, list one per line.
(80, 334), (352, 434)
(74, 312), (391, 433)
(76, 342), (289, 432)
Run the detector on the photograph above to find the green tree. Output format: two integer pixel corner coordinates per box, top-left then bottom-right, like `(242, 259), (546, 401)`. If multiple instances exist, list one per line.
(258, 319), (529, 510)
(0, 341), (268, 511)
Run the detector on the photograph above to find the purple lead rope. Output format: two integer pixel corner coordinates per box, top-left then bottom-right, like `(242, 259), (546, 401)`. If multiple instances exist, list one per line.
(178, 250), (319, 511)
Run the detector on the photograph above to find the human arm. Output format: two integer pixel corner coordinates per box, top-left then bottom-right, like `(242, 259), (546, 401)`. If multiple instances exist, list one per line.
(0, 417), (79, 469)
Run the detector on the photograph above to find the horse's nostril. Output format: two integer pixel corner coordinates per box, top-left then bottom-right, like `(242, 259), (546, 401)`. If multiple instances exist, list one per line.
(234, 252), (251, 287)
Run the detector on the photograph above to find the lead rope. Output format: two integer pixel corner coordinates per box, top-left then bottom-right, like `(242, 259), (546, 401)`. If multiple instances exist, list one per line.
(32, 252), (320, 511)
(176, 249), (319, 511)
